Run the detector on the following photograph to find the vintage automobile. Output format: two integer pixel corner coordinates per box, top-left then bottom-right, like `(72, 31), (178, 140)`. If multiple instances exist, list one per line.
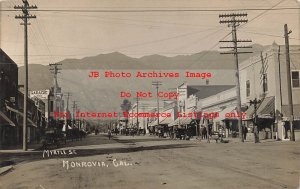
(41, 130), (66, 149)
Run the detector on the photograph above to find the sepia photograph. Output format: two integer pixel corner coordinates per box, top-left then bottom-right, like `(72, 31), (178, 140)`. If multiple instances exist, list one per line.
(0, 0), (299, 188)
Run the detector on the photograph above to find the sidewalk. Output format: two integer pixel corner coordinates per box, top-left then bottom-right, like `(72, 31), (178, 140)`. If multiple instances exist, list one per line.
(0, 142), (43, 153)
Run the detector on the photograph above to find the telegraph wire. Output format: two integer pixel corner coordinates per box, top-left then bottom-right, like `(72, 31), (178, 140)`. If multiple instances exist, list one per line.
(239, 30), (300, 41)
(184, 31), (233, 70)
(239, 0), (287, 29)
(1, 7), (300, 12)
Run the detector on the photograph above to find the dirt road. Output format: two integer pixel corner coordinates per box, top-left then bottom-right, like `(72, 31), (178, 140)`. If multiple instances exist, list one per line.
(0, 134), (299, 189)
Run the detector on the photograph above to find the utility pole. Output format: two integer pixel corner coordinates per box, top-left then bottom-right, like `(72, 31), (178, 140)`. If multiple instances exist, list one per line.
(139, 104), (152, 133)
(259, 52), (273, 139)
(75, 104), (79, 128)
(72, 100), (77, 127)
(260, 52), (268, 97)
(152, 81), (162, 128)
(64, 92), (71, 130)
(131, 108), (134, 127)
(219, 13), (252, 142)
(169, 87), (185, 138)
(65, 92), (71, 112)
(49, 63), (62, 129)
(15, 0), (37, 151)
(135, 97), (139, 129)
(142, 106), (145, 132)
(284, 24), (295, 141)
(49, 63), (62, 113)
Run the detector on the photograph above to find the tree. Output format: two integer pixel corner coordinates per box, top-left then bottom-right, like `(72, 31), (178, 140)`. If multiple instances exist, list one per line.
(120, 99), (131, 127)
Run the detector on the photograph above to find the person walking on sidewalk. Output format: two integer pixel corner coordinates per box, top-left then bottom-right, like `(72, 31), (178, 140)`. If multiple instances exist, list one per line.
(108, 129), (112, 140)
(202, 126), (207, 139)
(243, 124), (248, 141)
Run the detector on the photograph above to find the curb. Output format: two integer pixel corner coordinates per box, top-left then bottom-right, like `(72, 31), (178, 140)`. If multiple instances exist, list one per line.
(0, 165), (13, 176)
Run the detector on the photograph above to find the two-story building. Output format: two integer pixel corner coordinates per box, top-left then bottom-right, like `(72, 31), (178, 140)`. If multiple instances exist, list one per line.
(0, 49), (18, 148)
(239, 43), (300, 140)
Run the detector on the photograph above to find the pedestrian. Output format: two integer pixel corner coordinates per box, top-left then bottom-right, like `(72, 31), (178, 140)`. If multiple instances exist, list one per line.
(253, 125), (259, 143)
(283, 121), (289, 139)
(108, 129), (112, 140)
(202, 126), (207, 139)
(158, 129), (161, 138)
(243, 125), (248, 140)
(200, 126), (203, 139)
(208, 124), (212, 137)
(205, 125), (211, 143)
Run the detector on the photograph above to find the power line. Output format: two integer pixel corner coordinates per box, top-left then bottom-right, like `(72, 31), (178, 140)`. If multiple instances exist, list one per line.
(239, 0), (287, 29)
(182, 0), (294, 71)
(185, 31), (232, 70)
(1, 7), (300, 12)
(42, 11), (221, 29)
(239, 30), (300, 41)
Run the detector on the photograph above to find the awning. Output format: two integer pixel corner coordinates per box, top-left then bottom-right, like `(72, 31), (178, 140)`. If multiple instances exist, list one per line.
(214, 106), (236, 122)
(6, 105), (23, 115)
(159, 108), (174, 125)
(6, 106), (38, 127)
(0, 111), (16, 126)
(244, 104), (256, 120)
(148, 119), (158, 127)
(168, 118), (179, 127)
(160, 116), (173, 125)
(243, 99), (264, 120)
(23, 118), (38, 127)
(168, 117), (192, 127)
(119, 117), (128, 121)
(256, 96), (275, 119)
(180, 117), (192, 125)
(148, 113), (174, 126)
(282, 104), (300, 121)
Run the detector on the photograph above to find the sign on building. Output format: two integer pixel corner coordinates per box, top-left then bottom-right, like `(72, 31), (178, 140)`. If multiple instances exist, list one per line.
(29, 89), (50, 100)
(186, 95), (197, 109)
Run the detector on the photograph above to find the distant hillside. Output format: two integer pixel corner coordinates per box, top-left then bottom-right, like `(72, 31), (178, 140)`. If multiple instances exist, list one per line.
(52, 44), (264, 70)
(18, 44), (266, 112)
(19, 64), (52, 90)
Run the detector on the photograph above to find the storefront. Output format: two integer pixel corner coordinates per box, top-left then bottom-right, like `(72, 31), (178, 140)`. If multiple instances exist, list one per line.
(0, 110), (16, 149)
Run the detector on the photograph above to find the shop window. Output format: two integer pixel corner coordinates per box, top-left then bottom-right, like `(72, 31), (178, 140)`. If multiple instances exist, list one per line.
(246, 80), (250, 97)
(292, 71), (300, 88)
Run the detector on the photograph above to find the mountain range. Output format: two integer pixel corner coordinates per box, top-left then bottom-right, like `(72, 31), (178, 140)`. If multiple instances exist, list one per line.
(18, 44), (265, 112)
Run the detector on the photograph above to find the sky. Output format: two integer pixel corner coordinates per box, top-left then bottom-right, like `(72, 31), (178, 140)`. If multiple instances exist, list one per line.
(0, 0), (299, 66)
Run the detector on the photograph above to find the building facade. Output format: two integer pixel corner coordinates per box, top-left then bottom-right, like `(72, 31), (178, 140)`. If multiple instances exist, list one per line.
(239, 43), (300, 140)
(0, 49), (18, 148)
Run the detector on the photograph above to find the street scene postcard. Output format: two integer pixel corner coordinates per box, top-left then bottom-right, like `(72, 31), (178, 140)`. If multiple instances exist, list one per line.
(0, 0), (300, 189)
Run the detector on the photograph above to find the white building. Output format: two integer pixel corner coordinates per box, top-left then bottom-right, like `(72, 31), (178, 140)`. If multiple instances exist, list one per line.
(239, 43), (300, 140)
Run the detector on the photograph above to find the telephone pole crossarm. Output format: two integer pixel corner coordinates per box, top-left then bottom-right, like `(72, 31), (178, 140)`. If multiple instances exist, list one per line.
(220, 40), (252, 43)
(220, 52), (253, 55)
(219, 13), (248, 17)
